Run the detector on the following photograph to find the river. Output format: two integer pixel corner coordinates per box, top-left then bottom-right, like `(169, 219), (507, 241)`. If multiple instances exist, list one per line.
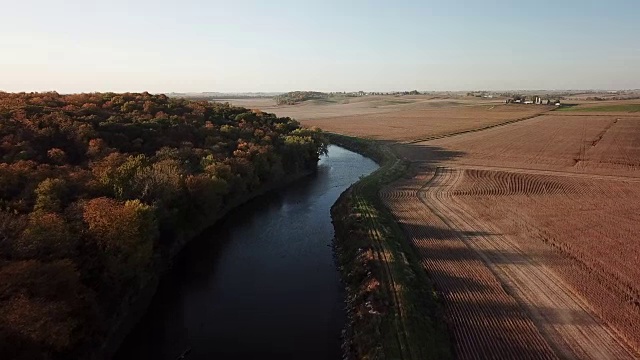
(115, 145), (379, 359)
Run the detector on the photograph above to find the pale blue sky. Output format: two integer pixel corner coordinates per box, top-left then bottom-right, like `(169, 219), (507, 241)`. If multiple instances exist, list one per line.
(1, 0), (639, 93)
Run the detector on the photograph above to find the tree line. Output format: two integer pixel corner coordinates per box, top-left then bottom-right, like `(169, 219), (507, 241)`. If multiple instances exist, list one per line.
(274, 91), (330, 105)
(0, 91), (327, 359)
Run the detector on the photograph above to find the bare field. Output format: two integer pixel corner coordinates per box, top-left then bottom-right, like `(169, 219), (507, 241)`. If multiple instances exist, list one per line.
(301, 105), (551, 141)
(381, 170), (559, 359)
(398, 114), (640, 176)
(382, 167), (640, 359)
(452, 168), (640, 355)
(370, 105), (640, 358)
(224, 95), (507, 123)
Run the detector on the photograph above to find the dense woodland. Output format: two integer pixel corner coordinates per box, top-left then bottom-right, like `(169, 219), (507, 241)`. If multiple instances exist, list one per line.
(0, 92), (327, 359)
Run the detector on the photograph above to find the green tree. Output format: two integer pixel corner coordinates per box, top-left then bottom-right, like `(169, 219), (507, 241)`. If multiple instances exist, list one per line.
(16, 213), (74, 259)
(33, 178), (68, 213)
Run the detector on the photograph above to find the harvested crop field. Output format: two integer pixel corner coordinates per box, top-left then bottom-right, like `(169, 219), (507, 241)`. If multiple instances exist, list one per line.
(382, 166), (640, 359)
(452, 169), (640, 354)
(245, 97), (640, 358)
(225, 95), (504, 122)
(381, 169), (559, 359)
(365, 107), (640, 358)
(300, 105), (551, 141)
(224, 96), (550, 141)
(397, 114), (640, 177)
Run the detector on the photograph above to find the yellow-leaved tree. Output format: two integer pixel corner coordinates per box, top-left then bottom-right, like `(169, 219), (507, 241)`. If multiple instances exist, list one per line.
(82, 198), (158, 287)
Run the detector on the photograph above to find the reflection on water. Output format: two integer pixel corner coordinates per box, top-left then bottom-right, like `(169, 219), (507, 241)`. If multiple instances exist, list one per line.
(115, 145), (378, 360)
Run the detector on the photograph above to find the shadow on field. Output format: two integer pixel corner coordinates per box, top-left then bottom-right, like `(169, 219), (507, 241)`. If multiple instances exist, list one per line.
(395, 221), (592, 332)
(425, 268), (492, 293)
(375, 140), (597, 355)
(388, 141), (466, 164)
(401, 222), (560, 266)
(450, 298), (598, 327)
(433, 295), (596, 358)
(400, 222), (495, 241)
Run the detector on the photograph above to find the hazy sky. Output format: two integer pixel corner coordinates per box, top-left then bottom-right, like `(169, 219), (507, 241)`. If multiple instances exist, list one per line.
(1, 0), (639, 93)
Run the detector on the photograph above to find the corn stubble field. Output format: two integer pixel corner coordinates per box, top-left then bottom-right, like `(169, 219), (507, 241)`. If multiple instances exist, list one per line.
(234, 96), (640, 359)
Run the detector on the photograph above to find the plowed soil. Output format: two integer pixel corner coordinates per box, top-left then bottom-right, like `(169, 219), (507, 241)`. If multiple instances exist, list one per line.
(227, 95), (503, 121)
(225, 96), (550, 141)
(302, 105), (551, 141)
(398, 114), (640, 177)
(381, 169), (559, 359)
(453, 169), (640, 355)
(369, 109), (640, 358)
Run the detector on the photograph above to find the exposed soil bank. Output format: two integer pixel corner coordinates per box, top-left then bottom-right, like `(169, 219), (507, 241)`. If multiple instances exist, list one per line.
(328, 133), (453, 360)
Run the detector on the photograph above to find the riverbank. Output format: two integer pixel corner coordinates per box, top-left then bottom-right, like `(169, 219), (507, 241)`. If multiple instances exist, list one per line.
(99, 169), (315, 360)
(329, 133), (453, 359)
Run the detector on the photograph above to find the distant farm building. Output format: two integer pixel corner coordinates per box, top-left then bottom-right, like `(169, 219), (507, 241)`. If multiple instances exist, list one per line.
(506, 96), (557, 105)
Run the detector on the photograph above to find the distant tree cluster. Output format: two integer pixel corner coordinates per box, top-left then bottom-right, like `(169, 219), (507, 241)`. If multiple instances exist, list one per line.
(586, 96), (640, 101)
(169, 93), (278, 102)
(274, 90), (426, 105)
(274, 91), (330, 105)
(0, 92), (327, 359)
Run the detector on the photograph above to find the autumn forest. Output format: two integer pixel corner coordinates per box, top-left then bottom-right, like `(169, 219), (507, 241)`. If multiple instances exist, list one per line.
(0, 92), (327, 359)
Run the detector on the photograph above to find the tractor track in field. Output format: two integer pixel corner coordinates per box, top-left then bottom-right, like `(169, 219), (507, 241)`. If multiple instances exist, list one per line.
(426, 167), (637, 359)
(423, 163), (640, 183)
(381, 170), (557, 359)
(403, 111), (553, 145)
(332, 105), (640, 358)
(381, 165), (639, 359)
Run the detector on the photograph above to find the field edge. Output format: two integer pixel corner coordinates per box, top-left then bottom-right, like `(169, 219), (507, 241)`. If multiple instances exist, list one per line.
(328, 133), (453, 360)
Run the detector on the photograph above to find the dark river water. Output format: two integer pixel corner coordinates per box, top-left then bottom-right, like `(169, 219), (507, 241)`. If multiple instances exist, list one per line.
(115, 145), (378, 360)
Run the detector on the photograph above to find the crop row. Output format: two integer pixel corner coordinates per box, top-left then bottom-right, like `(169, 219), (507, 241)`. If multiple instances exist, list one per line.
(380, 170), (557, 359)
(453, 168), (640, 356)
